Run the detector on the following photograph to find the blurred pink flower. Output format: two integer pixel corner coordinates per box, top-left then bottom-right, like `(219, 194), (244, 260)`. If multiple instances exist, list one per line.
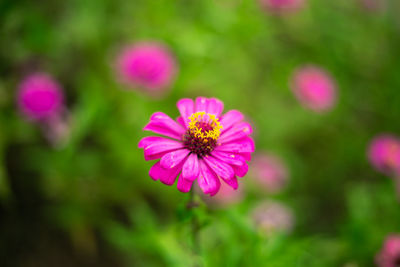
(139, 97), (254, 195)
(290, 65), (337, 113)
(368, 135), (400, 176)
(251, 201), (294, 235)
(17, 73), (64, 121)
(251, 153), (288, 194)
(359, 0), (386, 11)
(259, 0), (305, 14)
(200, 181), (244, 207)
(116, 42), (177, 94)
(376, 234), (400, 267)
(42, 113), (71, 148)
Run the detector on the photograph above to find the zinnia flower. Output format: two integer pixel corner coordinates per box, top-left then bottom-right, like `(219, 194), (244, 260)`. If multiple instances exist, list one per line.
(259, 0), (305, 14)
(250, 200), (294, 235)
(138, 97), (254, 195)
(116, 42), (177, 94)
(251, 153), (288, 194)
(376, 234), (400, 267)
(17, 73), (64, 121)
(368, 134), (400, 176)
(290, 65), (337, 113)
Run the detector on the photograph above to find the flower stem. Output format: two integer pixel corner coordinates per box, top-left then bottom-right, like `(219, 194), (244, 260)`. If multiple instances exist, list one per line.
(187, 189), (200, 260)
(394, 176), (400, 203)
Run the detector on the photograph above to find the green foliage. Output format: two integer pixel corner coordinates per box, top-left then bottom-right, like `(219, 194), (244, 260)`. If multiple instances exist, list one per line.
(1, 0), (400, 266)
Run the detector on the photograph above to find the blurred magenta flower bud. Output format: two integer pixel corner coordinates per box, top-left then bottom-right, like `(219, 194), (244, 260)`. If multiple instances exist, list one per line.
(251, 153), (289, 194)
(368, 134), (400, 176)
(199, 181), (244, 208)
(376, 234), (400, 267)
(17, 73), (70, 147)
(116, 42), (177, 95)
(259, 0), (305, 14)
(359, 0), (386, 11)
(250, 201), (294, 236)
(290, 65), (337, 113)
(17, 73), (64, 121)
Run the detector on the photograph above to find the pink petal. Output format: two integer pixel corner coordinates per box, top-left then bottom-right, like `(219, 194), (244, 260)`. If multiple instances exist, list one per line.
(143, 112), (185, 140)
(206, 98), (224, 117)
(138, 136), (171, 148)
(160, 149), (190, 169)
(211, 151), (245, 166)
(159, 163), (182, 185)
(177, 98), (194, 127)
(203, 156), (235, 180)
(241, 152), (252, 161)
(222, 176), (238, 190)
(143, 139), (183, 161)
(216, 137), (255, 154)
(220, 110), (244, 133)
(233, 163), (249, 177)
(195, 97), (208, 113)
(198, 160), (221, 196)
(182, 153), (200, 181)
(149, 161), (163, 181)
(177, 174), (193, 193)
(145, 150), (178, 161)
(150, 161), (184, 185)
(219, 122), (253, 143)
(176, 116), (185, 128)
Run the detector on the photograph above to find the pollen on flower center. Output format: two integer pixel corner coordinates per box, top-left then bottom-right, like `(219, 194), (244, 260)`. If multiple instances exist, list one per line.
(183, 112), (223, 157)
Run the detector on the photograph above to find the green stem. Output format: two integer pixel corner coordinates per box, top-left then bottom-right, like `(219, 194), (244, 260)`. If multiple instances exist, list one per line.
(187, 189), (200, 260)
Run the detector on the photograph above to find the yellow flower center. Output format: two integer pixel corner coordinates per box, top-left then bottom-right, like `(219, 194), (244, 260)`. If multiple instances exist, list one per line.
(188, 112), (223, 142)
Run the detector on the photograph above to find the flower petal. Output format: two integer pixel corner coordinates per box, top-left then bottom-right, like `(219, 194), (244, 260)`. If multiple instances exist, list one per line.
(233, 163), (248, 177)
(159, 163), (182, 185)
(195, 97), (208, 113)
(206, 98), (224, 117)
(143, 139), (184, 161)
(149, 161), (163, 181)
(138, 136), (171, 148)
(150, 161), (183, 185)
(177, 174), (193, 193)
(177, 98), (194, 127)
(222, 176), (239, 190)
(203, 155), (235, 180)
(198, 160), (220, 196)
(219, 122), (253, 143)
(144, 112), (185, 140)
(220, 110), (244, 133)
(241, 152), (252, 161)
(176, 116), (185, 128)
(211, 151), (245, 166)
(182, 153), (200, 181)
(160, 149), (190, 169)
(216, 137), (255, 154)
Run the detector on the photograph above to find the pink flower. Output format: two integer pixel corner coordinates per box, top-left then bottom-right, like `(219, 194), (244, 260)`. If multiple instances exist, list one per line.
(368, 135), (400, 176)
(199, 181), (244, 207)
(290, 65), (337, 113)
(259, 0), (305, 14)
(359, 0), (386, 11)
(250, 201), (294, 235)
(17, 73), (64, 121)
(138, 97), (255, 195)
(376, 235), (400, 267)
(251, 153), (288, 194)
(116, 42), (177, 94)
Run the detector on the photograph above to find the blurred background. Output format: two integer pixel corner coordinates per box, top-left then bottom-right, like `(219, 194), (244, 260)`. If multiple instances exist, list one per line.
(1, 0), (400, 266)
